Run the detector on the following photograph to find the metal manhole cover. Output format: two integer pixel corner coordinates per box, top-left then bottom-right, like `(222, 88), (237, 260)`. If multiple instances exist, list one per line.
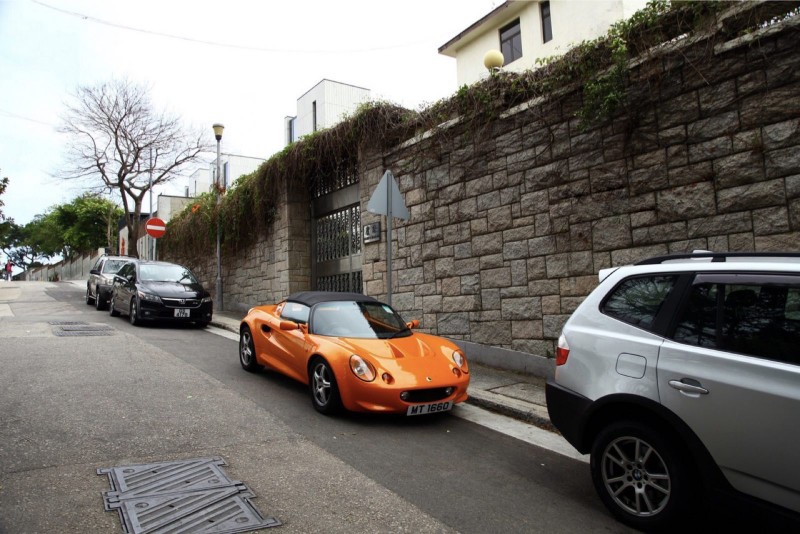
(98, 457), (280, 534)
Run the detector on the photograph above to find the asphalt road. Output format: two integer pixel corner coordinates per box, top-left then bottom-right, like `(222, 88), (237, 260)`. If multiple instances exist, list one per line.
(0, 281), (626, 533)
(2, 281), (796, 533)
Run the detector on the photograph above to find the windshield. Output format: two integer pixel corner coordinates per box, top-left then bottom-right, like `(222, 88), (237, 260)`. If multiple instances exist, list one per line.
(139, 264), (198, 284)
(311, 301), (411, 339)
(102, 259), (129, 274)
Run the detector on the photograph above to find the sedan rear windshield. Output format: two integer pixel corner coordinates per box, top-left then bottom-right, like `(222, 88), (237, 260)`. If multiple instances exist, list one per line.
(312, 301), (411, 339)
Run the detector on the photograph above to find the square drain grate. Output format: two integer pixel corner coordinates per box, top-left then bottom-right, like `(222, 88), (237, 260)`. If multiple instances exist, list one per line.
(98, 457), (280, 534)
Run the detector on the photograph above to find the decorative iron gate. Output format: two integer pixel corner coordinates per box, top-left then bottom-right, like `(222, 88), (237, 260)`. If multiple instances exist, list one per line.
(311, 160), (362, 293)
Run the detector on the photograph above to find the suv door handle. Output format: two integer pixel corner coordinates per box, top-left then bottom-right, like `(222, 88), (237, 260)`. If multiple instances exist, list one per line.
(669, 379), (709, 395)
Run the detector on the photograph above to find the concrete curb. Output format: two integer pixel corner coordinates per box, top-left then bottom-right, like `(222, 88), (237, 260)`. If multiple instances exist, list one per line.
(467, 389), (555, 432)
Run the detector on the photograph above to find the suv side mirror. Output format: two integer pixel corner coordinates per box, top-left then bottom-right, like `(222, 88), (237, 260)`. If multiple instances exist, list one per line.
(90, 269), (100, 276)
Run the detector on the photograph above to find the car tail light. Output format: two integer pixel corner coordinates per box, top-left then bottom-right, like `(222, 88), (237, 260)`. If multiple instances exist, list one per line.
(556, 333), (569, 366)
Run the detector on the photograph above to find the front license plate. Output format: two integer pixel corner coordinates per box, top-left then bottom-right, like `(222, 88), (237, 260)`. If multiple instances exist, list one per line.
(406, 401), (452, 416)
(174, 308), (190, 318)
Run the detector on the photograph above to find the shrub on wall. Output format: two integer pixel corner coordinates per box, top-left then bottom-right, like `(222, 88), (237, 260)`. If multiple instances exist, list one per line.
(160, 0), (797, 259)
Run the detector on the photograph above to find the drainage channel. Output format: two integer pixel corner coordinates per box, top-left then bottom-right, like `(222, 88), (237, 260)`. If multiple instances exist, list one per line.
(98, 457), (281, 533)
(50, 321), (115, 337)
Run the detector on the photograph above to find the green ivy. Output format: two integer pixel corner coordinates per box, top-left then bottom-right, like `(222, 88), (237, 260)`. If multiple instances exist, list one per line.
(161, 0), (795, 258)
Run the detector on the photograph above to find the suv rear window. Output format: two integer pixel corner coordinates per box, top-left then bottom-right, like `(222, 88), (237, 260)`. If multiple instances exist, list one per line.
(673, 275), (800, 365)
(601, 275), (678, 331)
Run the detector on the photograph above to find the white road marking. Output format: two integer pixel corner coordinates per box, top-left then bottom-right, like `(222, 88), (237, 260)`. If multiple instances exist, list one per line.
(454, 403), (588, 462)
(207, 325), (238, 341)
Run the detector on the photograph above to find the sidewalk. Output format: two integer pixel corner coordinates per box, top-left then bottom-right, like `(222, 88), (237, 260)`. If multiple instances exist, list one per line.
(210, 311), (553, 431)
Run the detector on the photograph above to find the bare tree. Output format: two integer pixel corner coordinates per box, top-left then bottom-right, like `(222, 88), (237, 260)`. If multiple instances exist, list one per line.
(59, 79), (208, 257)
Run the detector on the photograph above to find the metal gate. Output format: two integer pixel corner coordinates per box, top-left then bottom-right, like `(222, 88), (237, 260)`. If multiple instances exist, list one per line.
(311, 161), (362, 293)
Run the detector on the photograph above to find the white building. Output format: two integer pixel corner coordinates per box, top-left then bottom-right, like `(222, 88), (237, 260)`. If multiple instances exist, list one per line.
(439, 0), (648, 87)
(184, 153), (266, 197)
(284, 79), (371, 145)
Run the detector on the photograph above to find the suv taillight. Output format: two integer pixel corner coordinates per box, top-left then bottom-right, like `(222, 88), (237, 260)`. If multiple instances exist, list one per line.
(556, 333), (569, 366)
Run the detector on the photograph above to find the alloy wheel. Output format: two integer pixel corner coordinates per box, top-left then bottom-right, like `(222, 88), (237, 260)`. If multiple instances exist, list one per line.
(312, 362), (332, 407)
(600, 435), (671, 517)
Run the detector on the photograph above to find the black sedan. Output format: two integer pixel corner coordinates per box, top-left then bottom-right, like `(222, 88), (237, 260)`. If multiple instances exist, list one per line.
(109, 260), (213, 327)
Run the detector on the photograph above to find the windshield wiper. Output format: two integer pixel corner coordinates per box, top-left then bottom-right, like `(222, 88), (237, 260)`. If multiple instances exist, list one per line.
(385, 328), (411, 339)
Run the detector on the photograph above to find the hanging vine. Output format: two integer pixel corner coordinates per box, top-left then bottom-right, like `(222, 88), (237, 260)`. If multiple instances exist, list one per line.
(160, 0), (798, 260)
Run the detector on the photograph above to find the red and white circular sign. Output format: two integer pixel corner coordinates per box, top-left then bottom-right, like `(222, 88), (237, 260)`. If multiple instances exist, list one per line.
(145, 217), (166, 239)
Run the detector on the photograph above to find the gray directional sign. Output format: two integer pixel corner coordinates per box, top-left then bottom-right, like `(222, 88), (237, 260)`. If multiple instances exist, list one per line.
(367, 170), (409, 220)
(366, 170), (409, 305)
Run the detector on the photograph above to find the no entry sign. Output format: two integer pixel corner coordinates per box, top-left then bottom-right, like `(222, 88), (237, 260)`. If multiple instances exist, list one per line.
(145, 217), (166, 239)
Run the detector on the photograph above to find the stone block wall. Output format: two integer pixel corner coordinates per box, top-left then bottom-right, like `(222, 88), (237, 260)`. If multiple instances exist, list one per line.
(174, 182), (313, 314)
(360, 14), (800, 359)
(165, 8), (799, 372)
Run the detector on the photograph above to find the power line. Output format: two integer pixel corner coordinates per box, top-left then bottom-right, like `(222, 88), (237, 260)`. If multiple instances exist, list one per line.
(30, 0), (429, 55)
(0, 108), (55, 127)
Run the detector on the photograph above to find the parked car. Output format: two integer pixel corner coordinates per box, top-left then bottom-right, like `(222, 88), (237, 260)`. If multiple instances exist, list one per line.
(86, 255), (131, 310)
(239, 291), (470, 415)
(109, 260), (213, 327)
(546, 251), (800, 530)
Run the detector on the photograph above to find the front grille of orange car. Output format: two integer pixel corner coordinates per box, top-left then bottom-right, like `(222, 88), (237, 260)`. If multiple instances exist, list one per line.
(401, 388), (453, 403)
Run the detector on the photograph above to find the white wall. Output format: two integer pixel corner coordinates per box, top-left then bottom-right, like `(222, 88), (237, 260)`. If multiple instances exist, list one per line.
(442, 0), (649, 86)
(290, 79), (370, 143)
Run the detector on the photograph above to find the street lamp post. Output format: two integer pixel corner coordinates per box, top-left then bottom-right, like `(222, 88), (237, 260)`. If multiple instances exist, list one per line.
(212, 123), (225, 311)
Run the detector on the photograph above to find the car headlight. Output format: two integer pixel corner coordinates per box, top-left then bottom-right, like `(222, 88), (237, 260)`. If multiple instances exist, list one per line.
(201, 296), (212, 303)
(137, 290), (162, 303)
(349, 354), (376, 382)
(452, 350), (469, 373)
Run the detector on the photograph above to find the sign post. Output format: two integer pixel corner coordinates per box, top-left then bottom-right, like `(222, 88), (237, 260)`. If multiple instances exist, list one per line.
(366, 170), (409, 305)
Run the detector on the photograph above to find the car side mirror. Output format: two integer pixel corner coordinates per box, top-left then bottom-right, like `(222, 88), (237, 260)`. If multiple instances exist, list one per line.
(90, 269), (100, 275)
(279, 320), (300, 331)
(406, 319), (420, 329)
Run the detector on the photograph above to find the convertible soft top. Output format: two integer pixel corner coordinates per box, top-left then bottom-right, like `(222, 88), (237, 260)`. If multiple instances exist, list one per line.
(285, 291), (380, 307)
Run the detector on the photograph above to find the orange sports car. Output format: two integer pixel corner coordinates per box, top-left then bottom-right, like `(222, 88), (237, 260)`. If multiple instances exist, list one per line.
(238, 291), (470, 415)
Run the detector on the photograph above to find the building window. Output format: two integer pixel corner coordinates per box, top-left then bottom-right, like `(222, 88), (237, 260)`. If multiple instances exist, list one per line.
(541, 1), (552, 43)
(312, 101), (318, 132)
(499, 19), (522, 65)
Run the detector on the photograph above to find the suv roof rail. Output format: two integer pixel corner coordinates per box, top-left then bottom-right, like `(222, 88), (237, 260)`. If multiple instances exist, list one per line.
(636, 251), (800, 265)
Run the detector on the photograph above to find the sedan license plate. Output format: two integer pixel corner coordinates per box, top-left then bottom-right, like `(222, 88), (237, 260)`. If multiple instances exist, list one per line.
(174, 308), (190, 318)
(406, 400), (452, 416)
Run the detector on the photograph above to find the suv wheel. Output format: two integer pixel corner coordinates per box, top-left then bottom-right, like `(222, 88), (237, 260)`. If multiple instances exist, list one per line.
(590, 420), (695, 531)
(85, 286), (94, 305)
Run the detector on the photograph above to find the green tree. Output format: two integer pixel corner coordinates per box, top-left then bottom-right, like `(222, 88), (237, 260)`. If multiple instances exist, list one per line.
(0, 220), (49, 270)
(1, 194), (123, 269)
(53, 194), (123, 257)
(21, 213), (63, 259)
(59, 79), (207, 258)
(0, 170), (8, 222)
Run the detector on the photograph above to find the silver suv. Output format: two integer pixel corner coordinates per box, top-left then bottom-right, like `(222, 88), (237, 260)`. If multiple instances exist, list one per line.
(546, 252), (800, 530)
(86, 255), (131, 310)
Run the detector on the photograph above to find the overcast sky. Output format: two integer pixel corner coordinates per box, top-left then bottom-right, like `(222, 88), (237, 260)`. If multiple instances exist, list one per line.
(0, 0), (497, 226)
